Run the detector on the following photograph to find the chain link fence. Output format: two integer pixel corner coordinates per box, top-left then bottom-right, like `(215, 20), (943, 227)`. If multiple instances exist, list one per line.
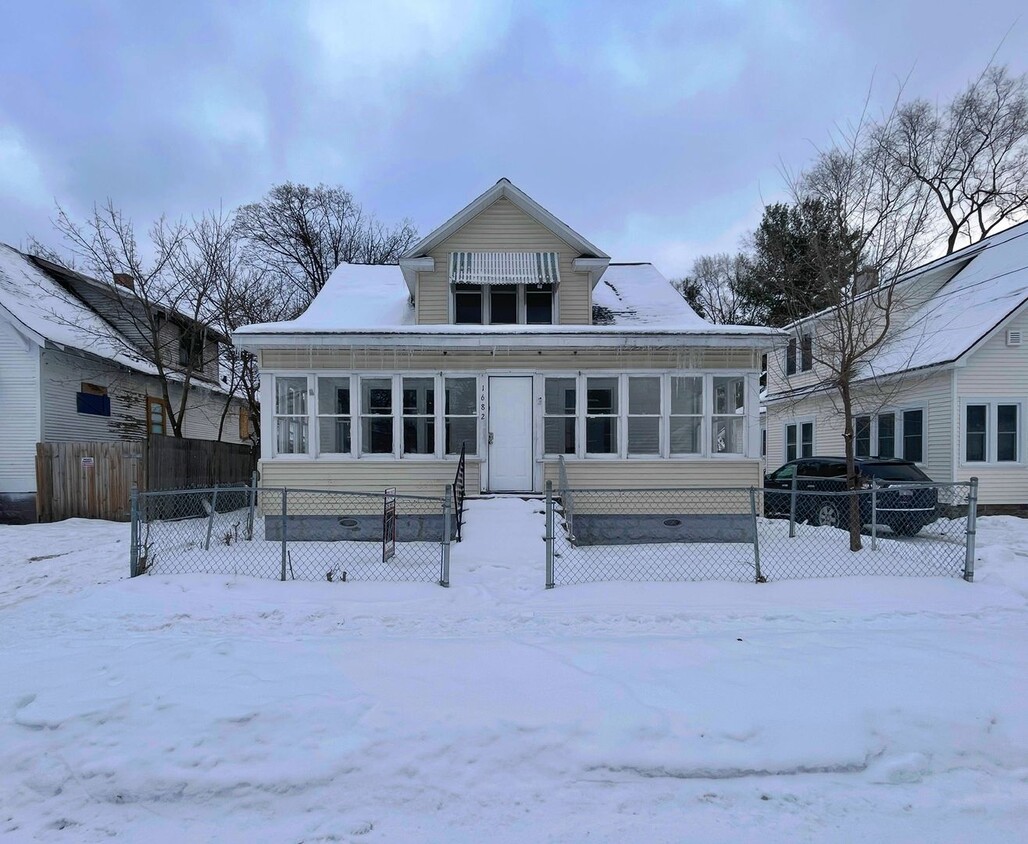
(131, 485), (453, 585)
(545, 479), (977, 587)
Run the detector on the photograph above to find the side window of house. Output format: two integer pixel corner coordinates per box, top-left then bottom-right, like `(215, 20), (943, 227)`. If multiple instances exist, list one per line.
(77, 382), (111, 417)
(902, 409), (923, 463)
(785, 423), (797, 463)
(800, 421), (814, 458)
(178, 329), (203, 369)
(800, 334), (813, 371)
(855, 415), (871, 458)
(877, 413), (895, 458)
(146, 395), (168, 437)
(966, 403), (1019, 463)
(785, 338), (797, 376)
(785, 421), (813, 462)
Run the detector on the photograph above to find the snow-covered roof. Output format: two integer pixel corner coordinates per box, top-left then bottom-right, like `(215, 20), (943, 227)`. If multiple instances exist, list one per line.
(866, 221), (1028, 379)
(235, 259), (777, 343)
(0, 243), (157, 375)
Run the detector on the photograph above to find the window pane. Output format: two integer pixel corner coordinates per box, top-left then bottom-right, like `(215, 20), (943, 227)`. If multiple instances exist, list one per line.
(276, 417), (308, 454)
(403, 417), (435, 454)
(361, 378), (393, 454)
(801, 422), (814, 457)
(877, 413), (895, 458)
(526, 286), (553, 324)
(446, 417), (477, 455)
(318, 418), (350, 454)
(317, 377), (349, 415)
(855, 415), (871, 458)
(786, 339), (797, 375)
(713, 376), (745, 416)
(276, 377), (307, 414)
(544, 417), (576, 454)
(903, 409), (923, 463)
(786, 424), (797, 462)
(362, 379), (392, 414)
(490, 285), (517, 324)
(587, 378), (618, 414)
(402, 378), (434, 415)
(801, 335), (813, 371)
(628, 377), (660, 414)
(454, 287), (482, 324)
(966, 405), (987, 462)
(586, 417), (617, 454)
(445, 378), (476, 415)
(628, 417), (659, 455)
(670, 377), (702, 414)
(545, 378), (576, 414)
(712, 417), (744, 454)
(670, 417), (701, 454)
(361, 417), (393, 454)
(998, 404), (1018, 462)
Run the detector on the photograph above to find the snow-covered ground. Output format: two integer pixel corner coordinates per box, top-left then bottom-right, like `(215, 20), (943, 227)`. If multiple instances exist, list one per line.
(1, 499), (1027, 842)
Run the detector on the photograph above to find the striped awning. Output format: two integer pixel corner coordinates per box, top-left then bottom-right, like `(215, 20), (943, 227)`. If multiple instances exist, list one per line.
(449, 251), (560, 286)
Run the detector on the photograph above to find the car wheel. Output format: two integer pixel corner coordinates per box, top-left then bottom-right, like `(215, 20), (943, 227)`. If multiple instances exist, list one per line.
(813, 501), (841, 528)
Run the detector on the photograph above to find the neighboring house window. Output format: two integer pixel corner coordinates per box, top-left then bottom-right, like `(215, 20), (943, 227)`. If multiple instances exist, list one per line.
(784, 421), (814, 462)
(669, 376), (702, 455)
(902, 409), (924, 463)
(146, 395), (170, 437)
(627, 376), (661, 456)
(785, 338), (797, 376)
(801, 421), (813, 457)
(489, 286), (518, 324)
(877, 413), (895, 458)
(800, 335), (813, 371)
(585, 377), (618, 454)
(855, 415), (871, 458)
(965, 402), (1020, 463)
(444, 378), (477, 454)
(178, 330), (204, 369)
(77, 383), (111, 417)
(454, 286), (483, 324)
(317, 377), (350, 454)
(711, 376), (745, 454)
(402, 377), (435, 455)
(785, 424), (797, 462)
(761, 426), (767, 457)
(525, 284), (554, 324)
(360, 378), (393, 454)
(543, 377), (577, 455)
(274, 377), (308, 453)
(239, 406), (253, 441)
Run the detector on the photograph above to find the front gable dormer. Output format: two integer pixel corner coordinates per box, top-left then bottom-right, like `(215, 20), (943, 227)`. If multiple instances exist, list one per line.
(399, 179), (610, 326)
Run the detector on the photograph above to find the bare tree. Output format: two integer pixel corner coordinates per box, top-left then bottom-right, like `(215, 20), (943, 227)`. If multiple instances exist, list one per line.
(675, 252), (759, 324)
(234, 182), (418, 304)
(773, 96), (934, 550)
(44, 200), (231, 438)
(880, 65), (1028, 254)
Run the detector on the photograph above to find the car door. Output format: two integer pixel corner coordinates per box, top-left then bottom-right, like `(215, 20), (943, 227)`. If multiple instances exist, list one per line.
(763, 462), (797, 516)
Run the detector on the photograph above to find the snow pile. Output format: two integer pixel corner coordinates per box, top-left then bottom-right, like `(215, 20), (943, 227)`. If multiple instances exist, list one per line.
(593, 262), (708, 327)
(1, 503), (1026, 842)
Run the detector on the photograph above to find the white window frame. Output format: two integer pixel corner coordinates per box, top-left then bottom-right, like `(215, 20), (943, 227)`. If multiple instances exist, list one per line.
(783, 417), (815, 463)
(542, 373), (580, 458)
(962, 399), (1023, 465)
(850, 406), (925, 464)
(271, 373), (313, 459)
(315, 374), (356, 459)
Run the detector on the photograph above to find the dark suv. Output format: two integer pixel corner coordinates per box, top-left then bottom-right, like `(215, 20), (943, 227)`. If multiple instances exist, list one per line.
(764, 457), (939, 535)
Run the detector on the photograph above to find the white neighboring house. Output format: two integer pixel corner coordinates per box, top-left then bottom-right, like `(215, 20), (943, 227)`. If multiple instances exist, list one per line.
(765, 220), (1028, 510)
(0, 244), (250, 523)
(234, 179), (781, 499)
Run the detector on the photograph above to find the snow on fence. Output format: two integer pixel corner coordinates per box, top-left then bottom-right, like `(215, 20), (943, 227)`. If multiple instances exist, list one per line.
(130, 484), (454, 585)
(545, 480), (977, 587)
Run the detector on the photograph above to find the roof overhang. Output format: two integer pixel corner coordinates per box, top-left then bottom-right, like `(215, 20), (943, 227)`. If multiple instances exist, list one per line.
(573, 257), (612, 290)
(399, 256), (434, 295)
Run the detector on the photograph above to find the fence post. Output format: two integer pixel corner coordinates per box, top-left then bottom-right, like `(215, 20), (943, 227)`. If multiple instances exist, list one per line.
(870, 478), (879, 552)
(440, 485), (452, 587)
(129, 483), (140, 577)
(749, 487), (764, 583)
(246, 470), (258, 541)
(545, 480), (555, 589)
(280, 488), (288, 582)
(204, 484), (219, 551)
(964, 477), (979, 582)
(788, 473), (798, 538)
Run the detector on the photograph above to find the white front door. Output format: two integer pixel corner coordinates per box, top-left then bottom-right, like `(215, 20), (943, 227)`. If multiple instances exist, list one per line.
(488, 376), (534, 492)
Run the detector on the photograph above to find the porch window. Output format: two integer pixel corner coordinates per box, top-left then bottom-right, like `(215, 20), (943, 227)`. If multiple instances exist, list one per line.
(525, 284), (554, 324)
(544, 377), (576, 455)
(317, 376), (351, 454)
(454, 286), (483, 324)
(360, 378), (393, 454)
(444, 378), (477, 455)
(402, 377), (435, 455)
(627, 376), (660, 455)
(711, 375), (745, 454)
(902, 409), (923, 463)
(877, 413), (895, 458)
(669, 376), (702, 455)
(274, 377), (308, 454)
(585, 377), (618, 454)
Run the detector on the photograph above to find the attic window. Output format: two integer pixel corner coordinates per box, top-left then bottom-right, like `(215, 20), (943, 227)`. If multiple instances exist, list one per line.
(1007, 329), (1023, 347)
(450, 252), (560, 286)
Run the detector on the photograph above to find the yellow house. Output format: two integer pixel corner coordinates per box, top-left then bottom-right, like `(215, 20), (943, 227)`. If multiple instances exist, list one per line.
(235, 179), (781, 497)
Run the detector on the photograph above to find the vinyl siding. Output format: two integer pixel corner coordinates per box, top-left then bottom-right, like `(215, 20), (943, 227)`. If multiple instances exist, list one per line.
(543, 459), (762, 490)
(954, 306), (1028, 504)
(415, 197), (592, 325)
(40, 347), (246, 445)
(0, 318), (41, 493)
(261, 346), (759, 371)
(259, 459), (480, 498)
(764, 369), (955, 485)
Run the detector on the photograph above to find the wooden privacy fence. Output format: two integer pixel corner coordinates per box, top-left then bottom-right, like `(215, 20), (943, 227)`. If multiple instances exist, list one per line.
(35, 436), (256, 522)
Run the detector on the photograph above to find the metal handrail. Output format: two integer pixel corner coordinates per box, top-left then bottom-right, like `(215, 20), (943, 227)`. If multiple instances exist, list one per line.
(453, 442), (467, 542)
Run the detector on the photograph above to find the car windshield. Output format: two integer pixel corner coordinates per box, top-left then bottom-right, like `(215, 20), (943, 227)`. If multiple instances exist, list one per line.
(862, 462), (930, 482)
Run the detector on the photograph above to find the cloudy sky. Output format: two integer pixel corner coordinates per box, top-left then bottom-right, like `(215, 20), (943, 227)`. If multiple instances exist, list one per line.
(1, 0), (1026, 278)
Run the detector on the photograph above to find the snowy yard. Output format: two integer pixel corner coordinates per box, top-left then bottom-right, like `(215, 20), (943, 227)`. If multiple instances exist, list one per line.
(1, 499), (1027, 843)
